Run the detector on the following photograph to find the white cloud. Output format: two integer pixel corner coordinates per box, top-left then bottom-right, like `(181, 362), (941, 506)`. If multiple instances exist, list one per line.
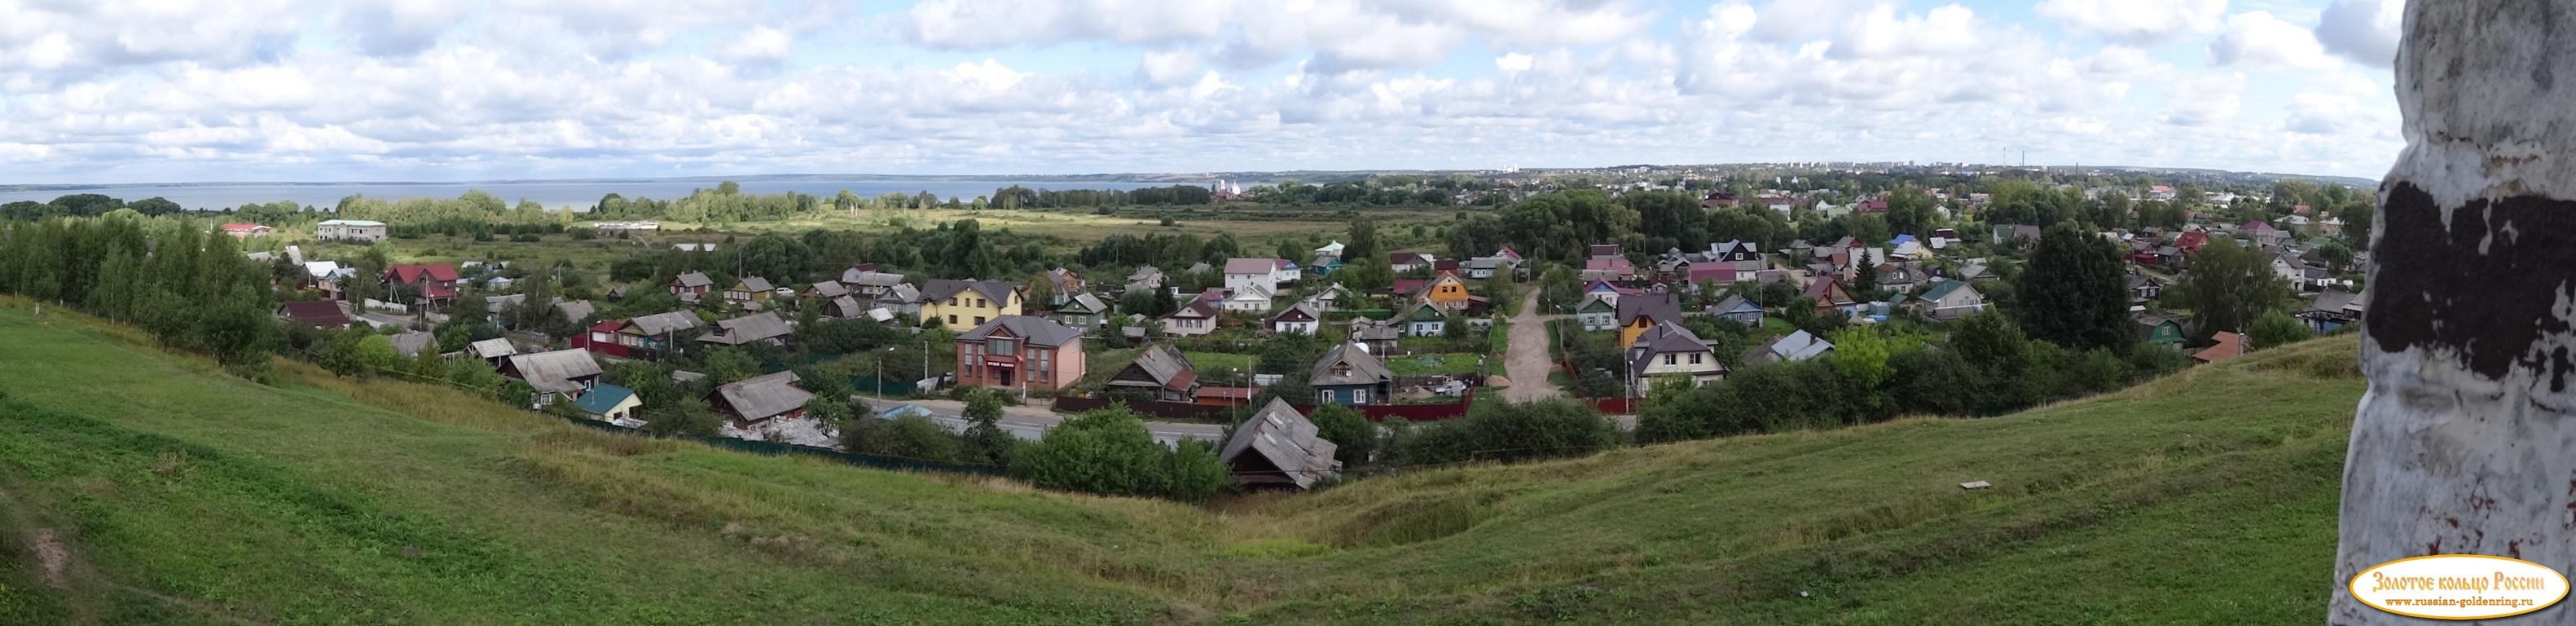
(2165, 72), (2246, 126)
(2211, 11), (2339, 70)
(2313, 0), (2402, 68)
(0, 0), (2408, 181)
(2036, 0), (2228, 45)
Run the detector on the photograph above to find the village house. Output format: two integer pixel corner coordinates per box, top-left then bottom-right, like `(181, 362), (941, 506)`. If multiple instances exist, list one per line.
(389, 331), (435, 359)
(1347, 317), (1401, 355)
(220, 223), (272, 239)
(1581, 254), (1638, 283)
(725, 276), (777, 309)
(698, 311), (794, 348)
(1463, 256), (1514, 280)
(1752, 329), (1835, 364)
(499, 349), (604, 408)
(1804, 278), (1859, 315)
(667, 271), (715, 303)
(918, 279), (1023, 328)
(1707, 295), (1764, 327)
(1124, 266), (1166, 293)
(2300, 289), (2367, 333)
(1389, 252), (1435, 275)
(574, 383), (643, 425)
(1911, 280), (1986, 321)
(277, 299), (356, 328)
(1402, 302), (1448, 337)
(1223, 284), (1275, 313)
(1041, 268), (1084, 305)
(2193, 332), (2248, 364)
(955, 315), (1087, 393)
(838, 269), (908, 298)
(2138, 315), (2187, 349)
(1106, 344), (1197, 403)
(1575, 293), (1619, 332)
(468, 337), (518, 367)
(1054, 293), (1112, 331)
(315, 219), (388, 243)
(1268, 302), (1323, 335)
(573, 311), (700, 359)
(1615, 293), (1684, 348)
(1707, 239), (1762, 262)
(1301, 283), (1356, 311)
(1224, 258), (1291, 295)
(710, 371), (814, 426)
(1310, 342), (1396, 406)
(382, 263), (460, 310)
(804, 280), (851, 301)
(1220, 399), (1342, 492)
(821, 295), (869, 320)
(1163, 294), (1220, 337)
(1413, 272), (1472, 311)
(1627, 320), (1728, 395)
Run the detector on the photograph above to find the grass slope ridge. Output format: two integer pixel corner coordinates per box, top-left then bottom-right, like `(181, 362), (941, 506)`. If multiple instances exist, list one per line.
(0, 299), (2365, 624)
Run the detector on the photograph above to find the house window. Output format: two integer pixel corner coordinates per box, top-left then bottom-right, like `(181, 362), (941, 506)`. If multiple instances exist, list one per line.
(976, 298), (987, 308)
(1353, 389), (1370, 404)
(1318, 390), (1334, 404)
(947, 315), (958, 325)
(987, 337), (1017, 355)
(1664, 354), (1677, 366)
(1690, 353), (1703, 365)
(947, 298), (959, 306)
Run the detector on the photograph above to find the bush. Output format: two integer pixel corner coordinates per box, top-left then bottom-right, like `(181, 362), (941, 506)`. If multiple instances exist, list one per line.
(1012, 409), (1173, 497)
(1163, 439), (1232, 502)
(871, 415), (965, 462)
(1307, 403), (1377, 468)
(1391, 399), (1616, 467)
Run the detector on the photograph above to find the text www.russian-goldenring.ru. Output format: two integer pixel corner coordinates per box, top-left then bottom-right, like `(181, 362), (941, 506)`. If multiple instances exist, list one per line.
(2382, 597), (2535, 610)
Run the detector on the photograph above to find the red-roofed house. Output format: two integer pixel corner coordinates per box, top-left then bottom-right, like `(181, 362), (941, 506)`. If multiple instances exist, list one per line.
(383, 264), (460, 310)
(2175, 231), (2211, 253)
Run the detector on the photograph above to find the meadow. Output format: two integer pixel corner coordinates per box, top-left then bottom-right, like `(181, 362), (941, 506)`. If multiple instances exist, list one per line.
(0, 298), (2365, 624)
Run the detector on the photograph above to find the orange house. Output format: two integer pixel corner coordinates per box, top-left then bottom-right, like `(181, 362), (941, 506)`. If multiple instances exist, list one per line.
(1415, 273), (1472, 311)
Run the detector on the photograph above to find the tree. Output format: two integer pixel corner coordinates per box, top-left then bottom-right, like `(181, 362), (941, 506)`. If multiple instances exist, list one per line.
(701, 347), (760, 386)
(1307, 403), (1377, 467)
(1163, 439), (1233, 502)
(2011, 223), (2133, 352)
(872, 415), (965, 461)
(962, 389), (1015, 465)
(1345, 217), (1381, 263)
(2248, 311), (2311, 350)
(1011, 408), (1171, 497)
(2174, 240), (2289, 337)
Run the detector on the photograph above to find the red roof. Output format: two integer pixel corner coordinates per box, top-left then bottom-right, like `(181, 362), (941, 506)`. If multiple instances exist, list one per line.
(1584, 257), (1636, 275)
(1686, 262), (1734, 284)
(387, 263), (459, 284)
(2194, 332), (2246, 363)
(279, 300), (353, 328)
(2175, 231), (2211, 251)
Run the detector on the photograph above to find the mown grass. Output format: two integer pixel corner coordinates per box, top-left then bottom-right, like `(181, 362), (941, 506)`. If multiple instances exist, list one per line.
(0, 298), (2368, 624)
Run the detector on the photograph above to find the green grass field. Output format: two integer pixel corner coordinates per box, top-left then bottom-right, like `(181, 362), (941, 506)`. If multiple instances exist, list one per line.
(0, 298), (2367, 624)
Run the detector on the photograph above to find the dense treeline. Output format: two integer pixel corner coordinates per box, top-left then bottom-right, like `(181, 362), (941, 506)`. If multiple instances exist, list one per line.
(991, 185), (1212, 209)
(1635, 314), (2194, 443)
(0, 194), (186, 220)
(0, 215), (280, 375)
(1248, 180), (1456, 206)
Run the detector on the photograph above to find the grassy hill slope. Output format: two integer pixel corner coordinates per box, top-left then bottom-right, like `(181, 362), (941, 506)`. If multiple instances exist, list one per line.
(0, 299), (2366, 624)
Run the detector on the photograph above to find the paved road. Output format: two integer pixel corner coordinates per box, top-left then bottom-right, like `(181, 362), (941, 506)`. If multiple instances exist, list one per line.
(1500, 290), (1569, 403)
(857, 396), (1226, 448)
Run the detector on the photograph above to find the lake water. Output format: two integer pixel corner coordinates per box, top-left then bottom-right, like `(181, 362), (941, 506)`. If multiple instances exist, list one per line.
(0, 179), (1180, 211)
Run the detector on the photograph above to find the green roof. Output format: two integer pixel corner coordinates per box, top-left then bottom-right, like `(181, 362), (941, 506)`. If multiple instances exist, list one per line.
(574, 383), (635, 416)
(1919, 280), (1972, 302)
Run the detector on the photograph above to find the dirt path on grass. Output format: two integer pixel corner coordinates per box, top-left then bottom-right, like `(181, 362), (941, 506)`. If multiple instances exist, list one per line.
(1500, 290), (1567, 403)
(31, 527), (67, 589)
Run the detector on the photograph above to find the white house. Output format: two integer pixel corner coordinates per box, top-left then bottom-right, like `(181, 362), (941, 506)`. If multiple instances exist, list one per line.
(1627, 321), (1728, 396)
(315, 219), (388, 243)
(1913, 279), (1987, 320)
(1269, 302), (1323, 335)
(1224, 258), (1292, 294)
(1222, 284), (1275, 313)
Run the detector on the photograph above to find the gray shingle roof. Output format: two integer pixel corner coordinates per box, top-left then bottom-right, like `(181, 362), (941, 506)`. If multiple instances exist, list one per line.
(554, 300), (596, 324)
(714, 371), (813, 421)
(699, 312), (793, 346)
(672, 271), (713, 288)
(1219, 399), (1340, 490)
(921, 279), (1020, 305)
(1309, 342), (1394, 386)
(1629, 321), (1724, 377)
(506, 349), (603, 394)
(807, 281), (851, 298)
(956, 315), (1082, 347)
(737, 276), (774, 292)
(1111, 344), (1195, 390)
(468, 337), (518, 359)
(1059, 292), (1109, 315)
(1615, 293), (1682, 328)
(388, 330), (435, 358)
(626, 311), (700, 335)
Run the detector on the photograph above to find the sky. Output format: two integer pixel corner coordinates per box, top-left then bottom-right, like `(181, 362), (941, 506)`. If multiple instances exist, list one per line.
(0, 0), (2407, 183)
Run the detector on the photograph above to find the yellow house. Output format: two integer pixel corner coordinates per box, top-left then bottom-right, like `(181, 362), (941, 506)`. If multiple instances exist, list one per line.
(1615, 293), (1683, 349)
(1415, 273), (1472, 311)
(918, 279), (1024, 328)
